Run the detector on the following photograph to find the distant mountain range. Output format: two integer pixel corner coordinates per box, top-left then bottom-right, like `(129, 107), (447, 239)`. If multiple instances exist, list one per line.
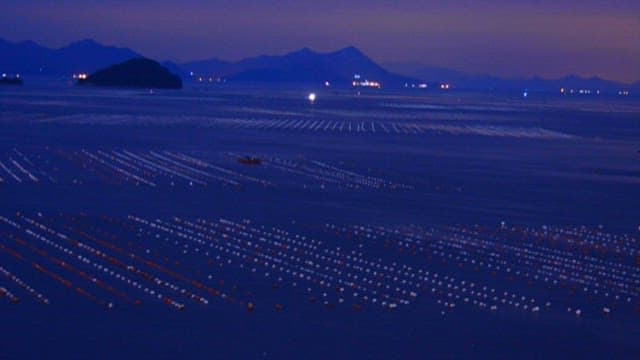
(0, 38), (140, 74)
(385, 63), (640, 93)
(1, 37), (637, 92)
(181, 46), (415, 86)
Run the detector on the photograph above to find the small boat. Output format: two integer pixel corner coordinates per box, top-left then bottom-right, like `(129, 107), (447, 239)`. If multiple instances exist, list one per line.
(237, 156), (262, 165)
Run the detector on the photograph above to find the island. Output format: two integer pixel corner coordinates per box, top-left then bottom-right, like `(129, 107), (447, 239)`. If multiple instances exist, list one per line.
(77, 58), (182, 89)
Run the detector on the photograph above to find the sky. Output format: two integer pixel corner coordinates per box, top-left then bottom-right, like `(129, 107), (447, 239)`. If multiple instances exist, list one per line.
(1, 0), (639, 83)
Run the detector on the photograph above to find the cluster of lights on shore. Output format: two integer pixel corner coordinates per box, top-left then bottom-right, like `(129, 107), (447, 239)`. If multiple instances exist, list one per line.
(308, 75), (455, 102)
(57, 70), (633, 99)
(560, 87), (631, 97)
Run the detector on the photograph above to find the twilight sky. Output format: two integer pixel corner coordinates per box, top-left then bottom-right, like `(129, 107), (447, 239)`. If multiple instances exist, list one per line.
(2, 0), (639, 82)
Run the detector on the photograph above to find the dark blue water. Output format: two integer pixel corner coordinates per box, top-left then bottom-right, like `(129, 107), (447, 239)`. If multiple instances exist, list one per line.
(1, 84), (639, 359)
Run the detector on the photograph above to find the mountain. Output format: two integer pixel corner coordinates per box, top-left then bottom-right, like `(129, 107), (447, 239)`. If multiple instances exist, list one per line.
(384, 63), (470, 84)
(0, 38), (141, 75)
(2, 37), (636, 92)
(78, 58), (182, 89)
(161, 60), (186, 77)
(182, 46), (416, 87)
(385, 62), (634, 93)
(0, 39), (48, 73)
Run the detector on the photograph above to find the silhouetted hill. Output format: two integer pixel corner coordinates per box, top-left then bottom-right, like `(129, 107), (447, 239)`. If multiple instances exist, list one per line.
(78, 58), (182, 89)
(386, 62), (634, 93)
(0, 38), (140, 74)
(182, 46), (416, 87)
(2, 37), (636, 92)
(161, 61), (186, 77)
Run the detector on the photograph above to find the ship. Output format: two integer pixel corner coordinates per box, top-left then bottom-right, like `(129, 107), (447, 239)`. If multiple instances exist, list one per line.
(237, 156), (262, 165)
(0, 74), (23, 86)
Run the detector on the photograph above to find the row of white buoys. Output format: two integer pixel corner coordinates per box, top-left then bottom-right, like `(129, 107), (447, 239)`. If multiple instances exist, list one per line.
(2, 147), (410, 190)
(133, 215), (554, 316)
(0, 214), (213, 309)
(135, 216), (413, 309)
(331, 222), (637, 318)
(258, 155), (410, 190)
(10, 156), (39, 182)
(5, 213), (631, 318)
(120, 150), (205, 186)
(6, 215), (143, 306)
(0, 220), (106, 305)
(74, 149), (278, 188)
(388, 223), (639, 301)
(0, 159), (22, 183)
(210, 114), (573, 139)
(163, 151), (268, 186)
(79, 216), (235, 305)
(24, 148), (57, 184)
(97, 150), (157, 184)
(61, 215), (216, 307)
(73, 149), (244, 187)
(0, 265), (50, 304)
(309, 159), (412, 190)
(524, 225), (639, 258)
(81, 150), (156, 187)
(0, 286), (19, 303)
(212, 117), (422, 135)
(0, 148), (53, 184)
(464, 225), (639, 296)
(456, 225), (634, 304)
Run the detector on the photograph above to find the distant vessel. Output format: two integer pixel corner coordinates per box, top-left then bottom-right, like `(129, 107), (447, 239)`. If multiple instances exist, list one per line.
(237, 156), (262, 165)
(0, 74), (23, 86)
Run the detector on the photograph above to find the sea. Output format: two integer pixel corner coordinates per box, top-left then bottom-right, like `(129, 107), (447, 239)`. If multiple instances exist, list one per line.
(1, 80), (639, 359)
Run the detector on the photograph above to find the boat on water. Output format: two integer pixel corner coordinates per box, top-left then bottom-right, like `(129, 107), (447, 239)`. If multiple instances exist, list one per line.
(237, 156), (262, 165)
(0, 74), (23, 86)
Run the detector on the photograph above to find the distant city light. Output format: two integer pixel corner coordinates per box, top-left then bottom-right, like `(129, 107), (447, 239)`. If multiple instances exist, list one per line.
(561, 87), (603, 96)
(308, 93), (316, 102)
(353, 74), (361, 80)
(440, 83), (451, 90)
(352, 79), (381, 89)
(418, 83), (427, 89)
(523, 91), (528, 98)
(324, 81), (330, 87)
